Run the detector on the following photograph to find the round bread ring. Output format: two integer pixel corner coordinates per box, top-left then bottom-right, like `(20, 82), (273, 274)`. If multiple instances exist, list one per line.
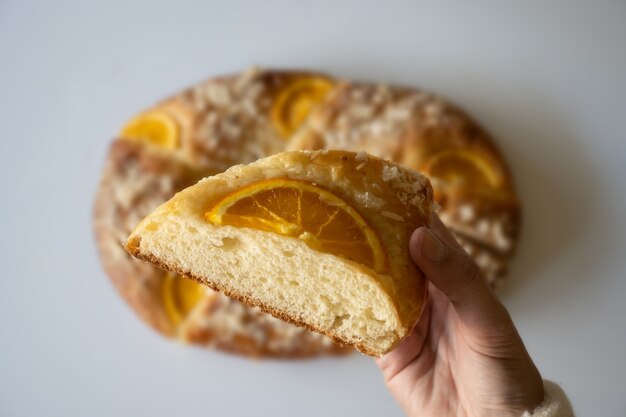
(93, 68), (520, 357)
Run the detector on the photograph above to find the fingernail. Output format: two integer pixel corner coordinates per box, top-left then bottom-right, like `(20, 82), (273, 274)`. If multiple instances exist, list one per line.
(420, 228), (446, 262)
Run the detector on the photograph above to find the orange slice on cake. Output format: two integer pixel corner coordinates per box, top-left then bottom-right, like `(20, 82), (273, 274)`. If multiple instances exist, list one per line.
(121, 111), (180, 149)
(205, 178), (386, 272)
(271, 77), (334, 138)
(421, 149), (503, 191)
(161, 272), (206, 324)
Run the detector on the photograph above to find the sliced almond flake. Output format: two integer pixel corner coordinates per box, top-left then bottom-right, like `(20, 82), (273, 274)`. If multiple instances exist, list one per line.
(355, 162), (366, 170)
(234, 66), (261, 93)
(241, 100), (258, 117)
(424, 102), (442, 118)
(476, 219), (490, 235)
(381, 210), (405, 221)
(493, 221), (513, 251)
(386, 106), (412, 121)
(458, 204), (475, 222)
(247, 82), (265, 102)
(350, 103), (374, 119)
(205, 83), (232, 106)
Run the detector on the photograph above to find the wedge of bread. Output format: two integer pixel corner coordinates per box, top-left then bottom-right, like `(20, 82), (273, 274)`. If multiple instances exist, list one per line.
(126, 150), (434, 356)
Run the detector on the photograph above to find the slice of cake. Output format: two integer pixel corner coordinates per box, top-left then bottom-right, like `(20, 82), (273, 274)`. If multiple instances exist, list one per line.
(126, 150), (434, 356)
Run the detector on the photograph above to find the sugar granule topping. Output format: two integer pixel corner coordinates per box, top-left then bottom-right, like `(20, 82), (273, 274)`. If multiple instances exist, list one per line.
(381, 165), (400, 182)
(354, 191), (385, 210)
(309, 150), (322, 161)
(380, 164), (429, 210)
(355, 151), (369, 162)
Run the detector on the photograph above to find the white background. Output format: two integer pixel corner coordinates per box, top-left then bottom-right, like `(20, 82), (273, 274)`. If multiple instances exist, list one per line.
(1, 1), (625, 416)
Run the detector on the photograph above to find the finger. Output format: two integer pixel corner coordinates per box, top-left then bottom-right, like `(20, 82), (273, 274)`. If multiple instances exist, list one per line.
(427, 213), (464, 250)
(409, 222), (511, 329)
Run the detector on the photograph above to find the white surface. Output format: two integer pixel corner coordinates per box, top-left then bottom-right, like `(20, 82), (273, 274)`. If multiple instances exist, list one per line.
(1, 1), (625, 416)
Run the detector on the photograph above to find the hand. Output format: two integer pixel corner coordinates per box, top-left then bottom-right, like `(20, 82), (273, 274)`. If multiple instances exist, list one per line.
(377, 214), (544, 417)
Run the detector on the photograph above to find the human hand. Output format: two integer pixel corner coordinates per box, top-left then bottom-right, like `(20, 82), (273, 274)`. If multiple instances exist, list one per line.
(377, 214), (544, 417)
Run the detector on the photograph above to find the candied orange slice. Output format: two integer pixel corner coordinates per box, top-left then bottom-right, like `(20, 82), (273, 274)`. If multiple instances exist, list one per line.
(205, 178), (386, 272)
(121, 111), (179, 149)
(161, 273), (206, 324)
(422, 149), (503, 190)
(271, 77), (333, 138)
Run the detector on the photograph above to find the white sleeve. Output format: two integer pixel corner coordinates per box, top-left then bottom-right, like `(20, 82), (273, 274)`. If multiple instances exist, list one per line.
(522, 380), (575, 417)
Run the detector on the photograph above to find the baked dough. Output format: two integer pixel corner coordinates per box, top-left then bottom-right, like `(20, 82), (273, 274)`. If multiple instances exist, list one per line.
(93, 67), (520, 357)
(126, 150), (434, 356)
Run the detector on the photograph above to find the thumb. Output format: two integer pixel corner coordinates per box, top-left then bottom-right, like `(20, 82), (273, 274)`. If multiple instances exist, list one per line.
(409, 215), (511, 329)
